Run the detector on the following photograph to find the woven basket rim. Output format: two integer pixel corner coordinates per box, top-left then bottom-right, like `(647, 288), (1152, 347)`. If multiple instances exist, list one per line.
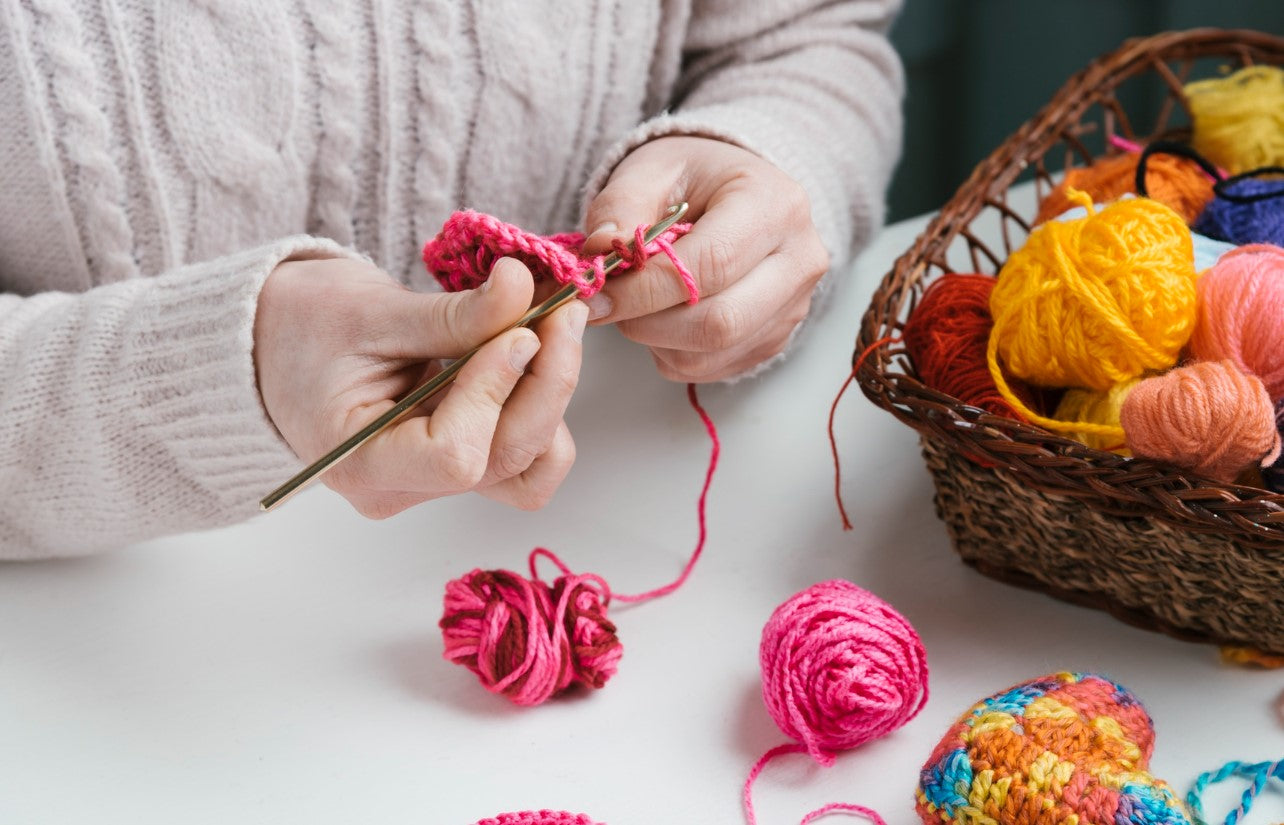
(856, 27), (1284, 549)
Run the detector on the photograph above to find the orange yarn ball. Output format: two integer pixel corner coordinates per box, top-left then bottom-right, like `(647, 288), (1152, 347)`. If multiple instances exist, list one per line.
(1035, 151), (1214, 226)
(1189, 244), (1284, 402)
(1120, 360), (1281, 484)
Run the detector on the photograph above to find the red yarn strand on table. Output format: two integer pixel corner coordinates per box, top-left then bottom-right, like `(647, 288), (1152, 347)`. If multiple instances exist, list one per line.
(829, 336), (899, 531)
(614, 382), (719, 604)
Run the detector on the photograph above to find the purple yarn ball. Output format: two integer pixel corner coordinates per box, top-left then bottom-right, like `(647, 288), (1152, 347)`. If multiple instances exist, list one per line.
(1194, 174), (1284, 246)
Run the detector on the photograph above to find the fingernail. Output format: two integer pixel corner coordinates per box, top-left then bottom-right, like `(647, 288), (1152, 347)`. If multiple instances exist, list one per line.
(585, 292), (612, 321)
(510, 333), (539, 370)
(566, 301), (588, 343)
(587, 221), (618, 240)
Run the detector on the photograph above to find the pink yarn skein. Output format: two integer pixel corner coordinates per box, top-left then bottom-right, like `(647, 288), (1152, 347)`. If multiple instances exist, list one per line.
(1190, 243), (1284, 401)
(745, 580), (929, 825)
(1121, 360), (1281, 483)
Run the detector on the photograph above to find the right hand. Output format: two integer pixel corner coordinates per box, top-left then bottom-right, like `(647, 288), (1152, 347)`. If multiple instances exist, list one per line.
(253, 254), (586, 518)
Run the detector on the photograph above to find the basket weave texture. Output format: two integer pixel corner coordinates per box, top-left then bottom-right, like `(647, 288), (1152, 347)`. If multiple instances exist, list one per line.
(857, 29), (1284, 654)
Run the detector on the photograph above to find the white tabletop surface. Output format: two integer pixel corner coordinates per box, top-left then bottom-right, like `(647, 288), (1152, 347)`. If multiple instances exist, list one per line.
(2, 207), (1282, 825)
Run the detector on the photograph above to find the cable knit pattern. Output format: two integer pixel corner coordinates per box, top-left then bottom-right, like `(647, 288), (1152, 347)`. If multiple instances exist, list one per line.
(409, 0), (462, 279)
(0, 0), (902, 557)
(305, 0), (360, 245)
(25, 0), (137, 281)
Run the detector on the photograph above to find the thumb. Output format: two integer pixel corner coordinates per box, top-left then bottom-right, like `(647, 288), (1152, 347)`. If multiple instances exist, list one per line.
(381, 257), (535, 358)
(582, 158), (677, 258)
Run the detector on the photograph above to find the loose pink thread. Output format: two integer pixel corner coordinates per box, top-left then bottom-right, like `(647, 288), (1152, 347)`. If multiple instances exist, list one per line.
(423, 210), (698, 301)
(746, 580), (929, 825)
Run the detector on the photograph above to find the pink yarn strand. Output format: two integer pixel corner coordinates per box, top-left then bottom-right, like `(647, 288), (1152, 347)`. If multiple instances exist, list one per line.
(1108, 133), (1144, 153)
(614, 383), (720, 604)
(799, 804), (887, 825)
(744, 743), (808, 824)
(743, 744), (888, 825)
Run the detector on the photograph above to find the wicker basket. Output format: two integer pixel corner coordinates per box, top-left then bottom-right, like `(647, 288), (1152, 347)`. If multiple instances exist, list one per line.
(857, 29), (1284, 654)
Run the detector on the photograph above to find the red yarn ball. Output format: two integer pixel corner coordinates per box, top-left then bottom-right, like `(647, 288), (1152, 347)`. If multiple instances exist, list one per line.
(758, 580), (928, 765)
(440, 561), (621, 707)
(903, 273), (1035, 419)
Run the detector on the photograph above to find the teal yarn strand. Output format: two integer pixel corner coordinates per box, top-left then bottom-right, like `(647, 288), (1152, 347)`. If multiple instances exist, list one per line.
(1187, 759), (1283, 825)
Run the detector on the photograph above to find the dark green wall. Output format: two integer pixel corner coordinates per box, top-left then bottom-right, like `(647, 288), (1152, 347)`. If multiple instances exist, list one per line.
(887, 1), (1284, 221)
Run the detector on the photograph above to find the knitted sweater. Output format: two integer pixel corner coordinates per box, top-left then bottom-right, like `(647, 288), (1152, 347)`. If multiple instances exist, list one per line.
(0, 0), (904, 558)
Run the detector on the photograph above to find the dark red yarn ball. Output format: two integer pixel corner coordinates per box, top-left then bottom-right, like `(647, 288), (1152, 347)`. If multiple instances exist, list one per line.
(440, 562), (622, 707)
(903, 273), (1035, 420)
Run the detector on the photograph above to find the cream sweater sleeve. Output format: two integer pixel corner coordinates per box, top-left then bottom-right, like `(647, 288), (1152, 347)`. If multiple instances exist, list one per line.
(0, 237), (354, 559)
(586, 0), (905, 277)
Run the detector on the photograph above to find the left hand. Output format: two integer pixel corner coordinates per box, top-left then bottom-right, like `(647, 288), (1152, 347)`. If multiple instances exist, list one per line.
(582, 135), (829, 382)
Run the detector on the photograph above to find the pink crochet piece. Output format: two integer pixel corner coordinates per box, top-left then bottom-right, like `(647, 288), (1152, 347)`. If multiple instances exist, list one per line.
(422, 210), (698, 301)
(471, 812), (604, 825)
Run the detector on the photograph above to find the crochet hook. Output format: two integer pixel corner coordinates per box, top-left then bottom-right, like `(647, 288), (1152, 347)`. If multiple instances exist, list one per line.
(260, 201), (690, 512)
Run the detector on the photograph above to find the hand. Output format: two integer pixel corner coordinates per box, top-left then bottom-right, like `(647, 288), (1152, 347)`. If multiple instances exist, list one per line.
(254, 255), (586, 518)
(582, 136), (829, 382)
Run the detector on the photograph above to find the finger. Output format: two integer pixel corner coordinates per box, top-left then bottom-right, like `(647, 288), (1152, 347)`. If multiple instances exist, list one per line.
(477, 421), (577, 510)
(646, 267), (815, 382)
(342, 489), (432, 521)
(650, 322), (799, 383)
(591, 190), (784, 325)
(478, 301), (587, 486)
(372, 257), (535, 359)
(582, 155), (684, 259)
(613, 253), (807, 352)
(330, 327), (540, 497)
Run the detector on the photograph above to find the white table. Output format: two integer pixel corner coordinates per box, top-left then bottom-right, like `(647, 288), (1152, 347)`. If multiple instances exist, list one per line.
(2, 210), (1281, 825)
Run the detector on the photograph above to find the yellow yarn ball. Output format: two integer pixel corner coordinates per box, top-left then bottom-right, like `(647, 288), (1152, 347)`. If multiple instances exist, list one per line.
(1053, 379), (1138, 451)
(989, 193), (1196, 394)
(1185, 65), (1284, 174)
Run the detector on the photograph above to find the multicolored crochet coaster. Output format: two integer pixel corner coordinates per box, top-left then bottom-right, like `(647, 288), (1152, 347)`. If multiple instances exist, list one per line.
(917, 672), (1192, 825)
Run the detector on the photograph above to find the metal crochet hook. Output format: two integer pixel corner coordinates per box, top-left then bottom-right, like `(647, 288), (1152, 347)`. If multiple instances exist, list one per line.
(259, 201), (690, 512)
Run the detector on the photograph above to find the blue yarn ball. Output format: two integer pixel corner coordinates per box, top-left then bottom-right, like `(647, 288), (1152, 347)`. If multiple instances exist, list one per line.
(1194, 174), (1284, 246)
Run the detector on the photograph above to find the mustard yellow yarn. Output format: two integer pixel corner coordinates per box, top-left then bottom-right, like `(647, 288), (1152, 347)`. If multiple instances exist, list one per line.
(1185, 65), (1284, 174)
(1053, 378), (1139, 451)
(987, 191), (1197, 439)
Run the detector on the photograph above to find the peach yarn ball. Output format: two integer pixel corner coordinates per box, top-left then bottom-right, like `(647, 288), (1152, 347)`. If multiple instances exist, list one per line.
(1120, 360), (1281, 484)
(1189, 243), (1284, 402)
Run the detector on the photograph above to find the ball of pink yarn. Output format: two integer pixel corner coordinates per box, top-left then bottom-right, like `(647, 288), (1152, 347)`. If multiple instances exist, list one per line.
(1190, 243), (1284, 401)
(471, 812), (603, 825)
(758, 580), (929, 765)
(1121, 360), (1282, 483)
(440, 567), (622, 707)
